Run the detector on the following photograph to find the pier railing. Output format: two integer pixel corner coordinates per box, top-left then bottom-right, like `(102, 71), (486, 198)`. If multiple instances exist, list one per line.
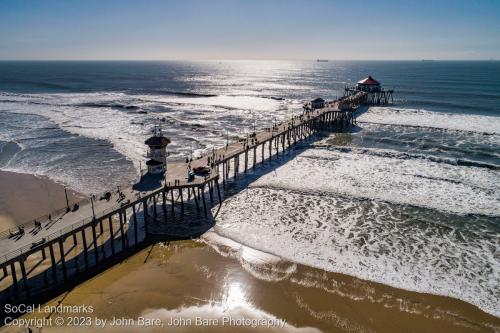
(0, 180), (140, 241)
(0, 198), (124, 264)
(0, 198), (87, 240)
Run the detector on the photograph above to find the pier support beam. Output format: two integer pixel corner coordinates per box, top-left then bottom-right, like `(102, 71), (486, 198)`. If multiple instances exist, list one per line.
(222, 162), (226, 186)
(153, 194), (158, 220)
(234, 156), (238, 178)
(170, 189), (175, 217)
(19, 257), (30, 296)
(81, 230), (89, 269)
(252, 146), (256, 169)
(179, 188), (184, 214)
(10, 262), (18, 292)
(193, 186), (200, 213)
(162, 190), (167, 223)
(208, 181), (214, 203)
(244, 150), (248, 173)
(91, 222), (99, 264)
(201, 186), (207, 217)
(269, 138), (272, 158)
(132, 204), (138, 245)
(216, 179), (222, 204)
(143, 199), (149, 234)
(108, 216), (115, 256)
(58, 239), (67, 282)
(119, 212), (126, 250)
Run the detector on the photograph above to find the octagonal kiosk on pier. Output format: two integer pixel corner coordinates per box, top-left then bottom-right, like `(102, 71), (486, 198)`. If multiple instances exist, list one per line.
(145, 128), (170, 174)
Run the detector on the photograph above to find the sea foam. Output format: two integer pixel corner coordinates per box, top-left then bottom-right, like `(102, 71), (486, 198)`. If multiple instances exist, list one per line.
(212, 142), (500, 317)
(252, 147), (500, 216)
(358, 106), (500, 135)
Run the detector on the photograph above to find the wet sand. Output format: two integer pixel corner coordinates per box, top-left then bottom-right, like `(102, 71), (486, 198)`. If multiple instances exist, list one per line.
(3, 238), (499, 333)
(0, 170), (84, 231)
(0, 171), (499, 332)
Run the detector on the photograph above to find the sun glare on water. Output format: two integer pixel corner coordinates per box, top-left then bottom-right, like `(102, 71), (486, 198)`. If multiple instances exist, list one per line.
(223, 282), (247, 310)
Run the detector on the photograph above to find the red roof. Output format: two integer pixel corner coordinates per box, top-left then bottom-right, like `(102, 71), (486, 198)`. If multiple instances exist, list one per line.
(357, 76), (380, 85)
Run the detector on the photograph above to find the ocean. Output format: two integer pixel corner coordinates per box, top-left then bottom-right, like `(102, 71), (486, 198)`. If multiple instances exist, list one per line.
(0, 60), (499, 316)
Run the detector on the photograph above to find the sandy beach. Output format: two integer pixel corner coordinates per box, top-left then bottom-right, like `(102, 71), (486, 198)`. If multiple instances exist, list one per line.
(0, 168), (499, 333)
(1, 237), (498, 333)
(0, 170), (84, 231)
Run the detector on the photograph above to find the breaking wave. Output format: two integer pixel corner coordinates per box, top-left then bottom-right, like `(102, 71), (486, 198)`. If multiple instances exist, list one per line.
(358, 106), (500, 135)
(213, 157), (500, 316)
(318, 146), (500, 171)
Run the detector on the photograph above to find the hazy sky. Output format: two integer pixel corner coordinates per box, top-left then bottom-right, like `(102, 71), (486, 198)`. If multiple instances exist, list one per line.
(0, 0), (499, 60)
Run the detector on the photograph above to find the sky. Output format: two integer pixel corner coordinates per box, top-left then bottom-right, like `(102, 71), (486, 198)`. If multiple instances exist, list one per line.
(0, 0), (499, 61)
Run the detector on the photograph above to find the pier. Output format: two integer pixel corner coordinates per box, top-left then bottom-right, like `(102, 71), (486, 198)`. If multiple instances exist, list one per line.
(0, 81), (389, 312)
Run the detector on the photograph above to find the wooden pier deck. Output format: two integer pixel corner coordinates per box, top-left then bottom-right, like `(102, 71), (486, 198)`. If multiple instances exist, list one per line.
(0, 93), (366, 309)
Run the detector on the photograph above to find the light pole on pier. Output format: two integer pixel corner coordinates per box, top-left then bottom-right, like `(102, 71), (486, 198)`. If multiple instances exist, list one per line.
(64, 187), (70, 213)
(90, 194), (96, 221)
(252, 112), (256, 134)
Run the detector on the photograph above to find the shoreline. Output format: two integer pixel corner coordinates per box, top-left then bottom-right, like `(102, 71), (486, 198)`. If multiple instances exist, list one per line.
(0, 168), (498, 332)
(0, 170), (85, 231)
(5, 238), (499, 333)
(203, 230), (500, 319)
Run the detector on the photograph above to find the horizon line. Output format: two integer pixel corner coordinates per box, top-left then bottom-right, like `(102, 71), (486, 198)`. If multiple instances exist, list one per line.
(0, 58), (499, 62)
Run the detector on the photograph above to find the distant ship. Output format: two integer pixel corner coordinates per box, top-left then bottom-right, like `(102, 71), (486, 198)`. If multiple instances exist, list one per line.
(316, 59), (328, 62)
